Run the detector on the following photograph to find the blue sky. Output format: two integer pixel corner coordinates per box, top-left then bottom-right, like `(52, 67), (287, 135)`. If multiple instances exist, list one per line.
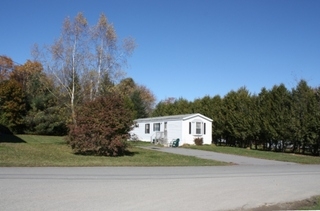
(1, 0), (320, 102)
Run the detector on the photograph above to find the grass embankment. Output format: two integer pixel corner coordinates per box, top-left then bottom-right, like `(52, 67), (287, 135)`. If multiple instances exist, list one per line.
(300, 196), (320, 210)
(183, 144), (320, 164)
(251, 195), (320, 210)
(0, 135), (226, 167)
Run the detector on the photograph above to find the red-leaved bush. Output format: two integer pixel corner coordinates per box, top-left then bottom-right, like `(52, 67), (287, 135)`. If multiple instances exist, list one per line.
(194, 137), (203, 146)
(67, 94), (134, 156)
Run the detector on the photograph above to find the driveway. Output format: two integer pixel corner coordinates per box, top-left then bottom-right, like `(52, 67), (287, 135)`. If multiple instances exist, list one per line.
(141, 146), (296, 165)
(1, 166), (320, 211)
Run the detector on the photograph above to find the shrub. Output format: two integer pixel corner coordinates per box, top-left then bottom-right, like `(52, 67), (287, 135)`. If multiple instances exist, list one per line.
(67, 94), (134, 156)
(24, 106), (68, 136)
(194, 137), (203, 146)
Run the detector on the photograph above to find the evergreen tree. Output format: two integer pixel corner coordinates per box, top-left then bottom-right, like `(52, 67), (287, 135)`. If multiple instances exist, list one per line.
(269, 84), (292, 151)
(257, 87), (273, 149)
(130, 90), (148, 119)
(292, 80), (319, 154)
(222, 87), (252, 147)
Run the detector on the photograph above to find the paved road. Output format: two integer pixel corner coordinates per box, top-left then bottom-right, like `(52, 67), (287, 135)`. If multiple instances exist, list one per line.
(1, 165), (320, 211)
(141, 146), (297, 165)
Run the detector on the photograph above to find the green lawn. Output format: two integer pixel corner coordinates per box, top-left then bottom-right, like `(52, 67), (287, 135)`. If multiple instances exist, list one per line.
(182, 144), (320, 164)
(2, 134), (320, 166)
(0, 135), (226, 167)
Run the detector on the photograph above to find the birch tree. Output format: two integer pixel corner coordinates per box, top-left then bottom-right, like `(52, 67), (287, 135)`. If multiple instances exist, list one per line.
(90, 14), (115, 99)
(42, 12), (136, 125)
(90, 14), (136, 100)
(47, 12), (88, 125)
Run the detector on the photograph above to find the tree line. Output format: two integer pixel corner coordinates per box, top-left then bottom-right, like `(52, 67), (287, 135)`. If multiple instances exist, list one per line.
(0, 55), (154, 136)
(152, 81), (320, 156)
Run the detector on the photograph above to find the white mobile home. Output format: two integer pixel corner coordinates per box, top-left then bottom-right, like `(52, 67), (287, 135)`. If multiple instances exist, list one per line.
(130, 113), (212, 146)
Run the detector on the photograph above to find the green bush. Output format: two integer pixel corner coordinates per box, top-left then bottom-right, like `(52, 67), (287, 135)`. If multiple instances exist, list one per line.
(194, 137), (203, 146)
(24, 106), (68, 136)
(67, 94), (134, 156)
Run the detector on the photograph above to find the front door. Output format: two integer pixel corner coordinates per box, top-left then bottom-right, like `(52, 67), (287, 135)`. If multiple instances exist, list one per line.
(164, 122), (167, 141)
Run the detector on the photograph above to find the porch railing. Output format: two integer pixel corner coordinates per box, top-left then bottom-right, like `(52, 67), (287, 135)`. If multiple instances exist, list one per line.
(151, 131), (167, 145)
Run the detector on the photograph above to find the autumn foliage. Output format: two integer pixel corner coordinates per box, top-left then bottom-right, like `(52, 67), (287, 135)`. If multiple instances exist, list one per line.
(0, 79), (26, 133)
(67, 94), (134, 156)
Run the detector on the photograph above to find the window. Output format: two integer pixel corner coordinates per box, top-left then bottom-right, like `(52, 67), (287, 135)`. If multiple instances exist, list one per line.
(196, 122), (201, 134)
(145, 124), (150, 134)
(204, 123), (206, 135)
(153, 123), (160, 131)
(189, 122), (191, 134)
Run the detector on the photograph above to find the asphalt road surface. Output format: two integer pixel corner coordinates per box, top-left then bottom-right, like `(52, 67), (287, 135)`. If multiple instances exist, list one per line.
(1, 165), (320, 211)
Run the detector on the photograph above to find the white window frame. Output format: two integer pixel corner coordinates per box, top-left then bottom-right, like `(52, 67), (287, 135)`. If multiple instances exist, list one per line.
(191, 119), (204, 135)
(153, 123), (160, 132)
(196, 122), (202, 135)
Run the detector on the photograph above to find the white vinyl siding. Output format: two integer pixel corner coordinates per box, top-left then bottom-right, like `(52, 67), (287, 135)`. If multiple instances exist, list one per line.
(167, 121), (182, 141)
(130, 113), (212, 145)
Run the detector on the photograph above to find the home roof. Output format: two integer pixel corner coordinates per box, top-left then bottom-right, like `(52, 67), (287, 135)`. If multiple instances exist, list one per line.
(134, 113), (213, 123)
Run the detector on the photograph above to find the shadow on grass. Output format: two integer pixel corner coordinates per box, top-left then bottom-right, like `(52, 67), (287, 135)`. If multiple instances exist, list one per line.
(0, 124), (12, 134)
(124, 150), (137, 156)
(0, 125), (26, 143)
(73, 150), (138, 157)
(0, 134), (26, 143)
